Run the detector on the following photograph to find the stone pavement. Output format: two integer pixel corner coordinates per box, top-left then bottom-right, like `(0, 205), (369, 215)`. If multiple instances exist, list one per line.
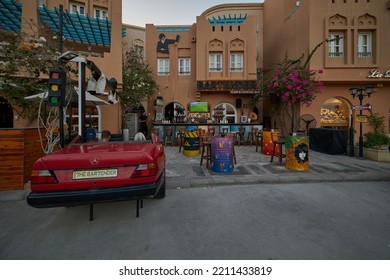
(1, 144), (389, 202)
(165, 145), (390, 189)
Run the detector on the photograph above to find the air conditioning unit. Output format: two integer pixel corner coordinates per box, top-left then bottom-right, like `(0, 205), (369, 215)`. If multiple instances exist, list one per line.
(191, 36), (196, 42)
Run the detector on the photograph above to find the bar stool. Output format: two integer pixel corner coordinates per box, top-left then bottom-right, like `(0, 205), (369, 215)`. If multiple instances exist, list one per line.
(270, 132), (286, 166)
(221, 127), (229, 135)
(177, 128), (186, 152)
(200, 135), (212, 168)
(255, 131), (263, 152)
(237, 127), (246, 146)
(208, 126), (215, 136)
(247, 128), (259, 146)
(164, 127), (174, 146)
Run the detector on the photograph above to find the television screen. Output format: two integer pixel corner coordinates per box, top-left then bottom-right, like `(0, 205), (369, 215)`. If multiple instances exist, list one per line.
(189, 102), (209, 113)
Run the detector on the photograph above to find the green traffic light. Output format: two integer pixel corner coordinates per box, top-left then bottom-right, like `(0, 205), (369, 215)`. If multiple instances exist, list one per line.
(49, 96), (59, 104)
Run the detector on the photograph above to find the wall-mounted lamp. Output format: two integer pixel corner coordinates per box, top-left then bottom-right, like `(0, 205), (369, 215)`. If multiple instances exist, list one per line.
(58, 51), (79, 61)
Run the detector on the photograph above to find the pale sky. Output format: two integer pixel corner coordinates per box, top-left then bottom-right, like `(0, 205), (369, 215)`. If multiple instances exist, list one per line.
(122, 0), (264, 27)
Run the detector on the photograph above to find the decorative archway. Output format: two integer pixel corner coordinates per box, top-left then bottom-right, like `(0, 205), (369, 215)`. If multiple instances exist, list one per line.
(213, 102), (237, 123)
(163, 102), (185, 123)
(320, 97), (352, 129)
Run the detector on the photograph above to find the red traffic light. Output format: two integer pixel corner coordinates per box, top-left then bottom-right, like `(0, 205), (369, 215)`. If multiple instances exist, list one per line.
(50, 72), (60, 80)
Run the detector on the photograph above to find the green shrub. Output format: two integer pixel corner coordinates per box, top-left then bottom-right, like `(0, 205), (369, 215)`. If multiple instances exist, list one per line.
(363, 132), (390, 149)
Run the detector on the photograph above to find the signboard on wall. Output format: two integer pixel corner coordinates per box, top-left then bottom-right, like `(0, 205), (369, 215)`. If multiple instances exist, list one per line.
(352, 104), (372, 110)
(356, 115), (368, 123)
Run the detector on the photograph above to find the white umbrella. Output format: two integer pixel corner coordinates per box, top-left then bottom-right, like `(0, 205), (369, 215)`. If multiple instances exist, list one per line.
(25, 90), (110, 106)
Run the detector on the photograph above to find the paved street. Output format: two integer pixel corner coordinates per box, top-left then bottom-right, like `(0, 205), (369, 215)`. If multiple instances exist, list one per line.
(1, 181), (390, 260)
(164, 145), (390, 189)
(0, 145), (389, 260)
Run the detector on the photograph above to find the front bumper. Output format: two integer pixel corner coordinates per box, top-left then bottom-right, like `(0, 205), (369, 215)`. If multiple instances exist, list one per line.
(27, 173), (165, 208)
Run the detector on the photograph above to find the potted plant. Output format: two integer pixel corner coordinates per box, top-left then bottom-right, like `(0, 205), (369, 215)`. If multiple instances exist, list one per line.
(355, 112), (390, 162)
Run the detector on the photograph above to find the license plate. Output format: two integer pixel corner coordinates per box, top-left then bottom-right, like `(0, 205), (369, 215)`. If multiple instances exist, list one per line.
(73, 169), (118, 180)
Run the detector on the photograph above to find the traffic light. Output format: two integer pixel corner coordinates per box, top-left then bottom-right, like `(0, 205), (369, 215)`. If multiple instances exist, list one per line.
(47, 68), (66, 106)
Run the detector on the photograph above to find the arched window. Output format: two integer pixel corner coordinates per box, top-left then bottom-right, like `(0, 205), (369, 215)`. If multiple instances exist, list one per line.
(213, 103), (237, 123)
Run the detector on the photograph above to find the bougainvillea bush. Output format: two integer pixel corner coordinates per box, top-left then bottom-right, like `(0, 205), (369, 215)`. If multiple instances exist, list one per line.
(267, 64), (324, 107)
(259, 39), (328, 134)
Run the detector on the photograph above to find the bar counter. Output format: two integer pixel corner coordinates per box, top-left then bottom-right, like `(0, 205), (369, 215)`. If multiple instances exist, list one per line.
(151, 122), (264, 142)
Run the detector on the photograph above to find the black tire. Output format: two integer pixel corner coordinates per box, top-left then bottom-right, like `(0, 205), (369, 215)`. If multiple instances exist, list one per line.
(155, 170), (166, 199)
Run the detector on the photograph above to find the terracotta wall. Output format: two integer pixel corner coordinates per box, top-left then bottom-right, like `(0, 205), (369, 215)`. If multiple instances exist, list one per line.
(263, 0), (390, 137)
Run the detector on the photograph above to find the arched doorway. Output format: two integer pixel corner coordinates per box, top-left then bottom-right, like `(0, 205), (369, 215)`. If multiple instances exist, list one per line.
(320, 97), (351, 130)
(164, 102), (185, 123)
(0, 97), (13, 128)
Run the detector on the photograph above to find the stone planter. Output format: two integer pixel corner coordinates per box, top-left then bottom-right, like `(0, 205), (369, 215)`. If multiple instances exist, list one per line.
(354, 146), (390, 162)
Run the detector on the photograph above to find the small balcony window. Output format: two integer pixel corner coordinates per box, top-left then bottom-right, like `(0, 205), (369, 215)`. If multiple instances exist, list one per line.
(209, 53), (222, 72)
(357, 31), (372, 58)
(179, 58), (191, 76)
(157, 59), (169, 76)
(230, 52), (244, 72)
(70, 2), (85, 16)
(328, 32), (344, 58)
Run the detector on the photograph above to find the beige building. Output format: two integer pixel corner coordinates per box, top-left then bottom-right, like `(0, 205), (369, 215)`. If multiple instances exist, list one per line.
(142, 0), (389, 142)
(145, 3), (264, 129)
(263, 0), (390, 139)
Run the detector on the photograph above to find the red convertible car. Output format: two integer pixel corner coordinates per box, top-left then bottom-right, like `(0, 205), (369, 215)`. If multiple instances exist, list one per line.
(27, 138), (166, 208)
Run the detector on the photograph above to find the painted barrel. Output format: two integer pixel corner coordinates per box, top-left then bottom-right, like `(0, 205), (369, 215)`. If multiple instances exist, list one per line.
(211, 137), (234, 173)
(262, 131), (279, 155)
(186, 125), (197, 132)
(183, 131), (200, 156)
(285, 135), (309, 171)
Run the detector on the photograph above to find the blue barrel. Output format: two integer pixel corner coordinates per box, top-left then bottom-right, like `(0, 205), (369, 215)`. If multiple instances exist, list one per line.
(211, 137), (234, 173)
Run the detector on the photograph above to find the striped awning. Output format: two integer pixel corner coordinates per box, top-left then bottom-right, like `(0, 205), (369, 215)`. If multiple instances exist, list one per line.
(208, 14), (247, 25)
(38, 5), (126, 46)
(0, 1), (126, 46)
(0, 0), (22, 32)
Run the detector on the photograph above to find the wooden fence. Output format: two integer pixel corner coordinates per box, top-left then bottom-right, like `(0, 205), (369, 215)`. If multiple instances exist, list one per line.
(0, 128), (46, 191)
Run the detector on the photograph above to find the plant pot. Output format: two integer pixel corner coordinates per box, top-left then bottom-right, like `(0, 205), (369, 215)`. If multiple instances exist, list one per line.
(354, 146), (390, 162)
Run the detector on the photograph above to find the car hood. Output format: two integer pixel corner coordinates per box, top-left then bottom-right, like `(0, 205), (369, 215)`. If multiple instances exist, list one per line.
(39, 142), (162, 169)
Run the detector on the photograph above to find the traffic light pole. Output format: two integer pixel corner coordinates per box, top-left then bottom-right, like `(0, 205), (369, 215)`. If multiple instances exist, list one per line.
(58, 4), (65, 148)
(80, 62), (86, 142)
